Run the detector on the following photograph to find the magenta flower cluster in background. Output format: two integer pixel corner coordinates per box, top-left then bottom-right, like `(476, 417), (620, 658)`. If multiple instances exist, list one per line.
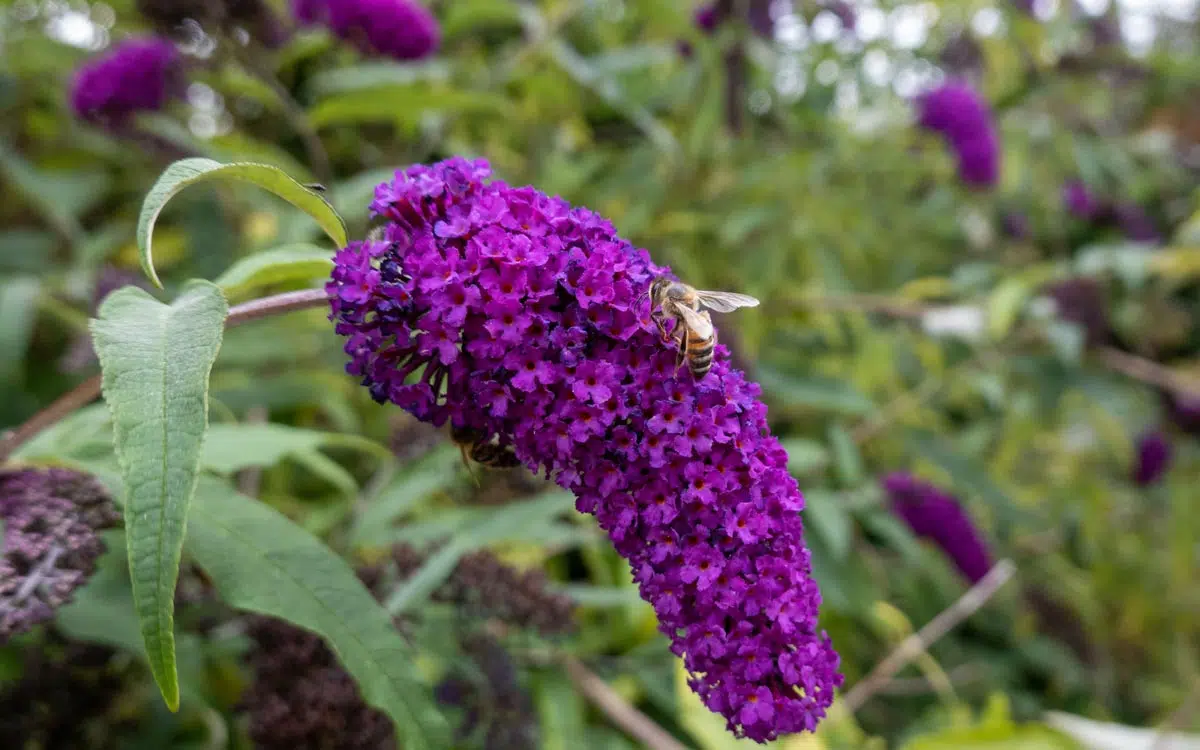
(883, 473), (993, 584)
(293, 0), (440, 61)
(327, 158), (841, 741)
(1132, 430), (1172, 487)
(915, 79), (1001, 188)
(692, 0), (775, 39)
(1062, 181), (1162, 242)
(0, 469), (120, 640)
(69, 38), (181, 127)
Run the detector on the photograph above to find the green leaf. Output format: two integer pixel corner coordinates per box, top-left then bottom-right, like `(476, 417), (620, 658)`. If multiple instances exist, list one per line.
(186, 478), (447, 748)
(780, 437), (830, 476)
(0, 142), (85, 245)
(309, 86), (513, 128)
(827, 423), (864, 486)
(90, 280), (229, 711)
(201, 423), (388, 475)
(756, 366), (875, 416)
(213, 244), (333, 299)
(306, 61), (451, 98)
(0, 276), (40, 384)
(383, 491), (575, 615)
(803, 489), (852, 562)
(901, 695), (1082, 750)
(137, 158), (346, 287)
(351, 446), (461, 546)
(987, 277), (1033, 340)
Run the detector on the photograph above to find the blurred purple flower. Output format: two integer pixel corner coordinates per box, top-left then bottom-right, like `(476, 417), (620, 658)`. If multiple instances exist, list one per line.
(1011, 0), (1039, 16)
(823, 0), (856, 30)
(0, 469), (119, 641)
(693, 0), (776, 39)
(1043, 277), (1112, 348)
(883, 473), (993, 584)
(1001, 211), (1031, 240)
(328, 158), (841, 741)
(915, 79), (1001, 188)
(293, 0), (439, 61)
(1112, 202), (1162, 243)
(1062, 180), (1101, 219)
(69, 38), (182, 127)
(1132, 430), (1172, 486)
(1166, 392), (1200, 435)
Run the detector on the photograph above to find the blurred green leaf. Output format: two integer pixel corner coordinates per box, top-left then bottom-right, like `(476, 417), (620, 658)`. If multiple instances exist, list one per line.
(0, 142), (84, 245)
(757, 366), (875, 416)
(828, 423), (864, 486)
(782, 437), (830, 476)
(803, 489), (852, 562)
(186, 478), (448, 748)
(309, 86), (513, 127)
(213, 243), (333, 298)
(352, 446), (461, 546)
(307, 61), (451, 97)
(0, 276), (39, 384)
(90, 280), (229, 712)
(137, 158), (346, 287)
(901, 695), (1082, 750)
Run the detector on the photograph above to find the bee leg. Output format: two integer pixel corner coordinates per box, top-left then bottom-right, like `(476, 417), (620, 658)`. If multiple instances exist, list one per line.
(675, 333), (687, 370)
(459, 443), (481, 487)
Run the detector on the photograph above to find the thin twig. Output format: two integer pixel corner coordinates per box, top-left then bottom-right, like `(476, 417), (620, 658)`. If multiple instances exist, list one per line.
(0, 288), (329, 463)
(875, 663), (985, 697)
(841, 559), (1017, 714)
(1097, 347), (1200, 401)
(562, 656), (691, 750)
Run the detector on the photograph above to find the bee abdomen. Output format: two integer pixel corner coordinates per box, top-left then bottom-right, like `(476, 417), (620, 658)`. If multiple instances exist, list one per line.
(686, 332), (715, 378)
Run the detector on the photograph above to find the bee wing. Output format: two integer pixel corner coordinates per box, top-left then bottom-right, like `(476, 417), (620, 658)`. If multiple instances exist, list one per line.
(694, 290), (761, 313)
(676, 305), (714, 339)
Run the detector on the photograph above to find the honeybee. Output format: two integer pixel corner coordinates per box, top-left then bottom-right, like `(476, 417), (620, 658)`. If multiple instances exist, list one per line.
(451, 425), (521, 485)
(645, 277), (760, 379)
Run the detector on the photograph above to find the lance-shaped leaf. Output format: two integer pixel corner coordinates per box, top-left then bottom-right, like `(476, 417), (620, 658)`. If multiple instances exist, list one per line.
(90, 280), (229, 711)
(186, 478), (448, 748)
(137, 158), (347, 287)
(213, 243), (334, 299)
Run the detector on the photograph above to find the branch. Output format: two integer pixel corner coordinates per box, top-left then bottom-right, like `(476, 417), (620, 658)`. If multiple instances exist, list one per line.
(1097, 347), (1200, 400)
(841, 559), (1017, 714)
(0, 288), (329, 462)
(562, 656), (691, 750)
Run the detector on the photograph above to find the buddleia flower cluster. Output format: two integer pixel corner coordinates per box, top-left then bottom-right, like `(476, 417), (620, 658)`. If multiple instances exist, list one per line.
(243, 545), (569, 749)
(883, 473), (993, 584)
(293, 0), (440, 61)
(327, 158), (841, 741)
(0, 469), (120, 641)
(1041, 276), (1112, 349)
(69, 38), (183, 128)
(915, 78), (1000, 188)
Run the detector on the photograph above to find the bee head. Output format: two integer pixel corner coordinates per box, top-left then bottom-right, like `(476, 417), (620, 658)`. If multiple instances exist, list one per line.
(648, 276), (672, 306)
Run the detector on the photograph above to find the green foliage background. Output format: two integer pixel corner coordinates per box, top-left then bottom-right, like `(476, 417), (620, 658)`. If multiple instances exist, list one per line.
(2, 0), (1199, 748)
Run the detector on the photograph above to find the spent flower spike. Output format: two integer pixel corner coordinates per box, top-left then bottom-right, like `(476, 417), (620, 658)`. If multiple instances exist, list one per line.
(328, 157), (841, 741)
(0, 469), (120, 640)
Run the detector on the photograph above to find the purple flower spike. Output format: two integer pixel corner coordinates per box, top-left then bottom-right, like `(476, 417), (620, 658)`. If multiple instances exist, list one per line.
(328, 158), (842, 741)
(1132, 431), (1172, 486)
(0, 469), (120, 641)
(915, 79), (1001, 188)
(70, 38), (182, 127)
(883, 473), (993, 584)
(1062, 180), (1100, 219)
(293, 0), (440, 61)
